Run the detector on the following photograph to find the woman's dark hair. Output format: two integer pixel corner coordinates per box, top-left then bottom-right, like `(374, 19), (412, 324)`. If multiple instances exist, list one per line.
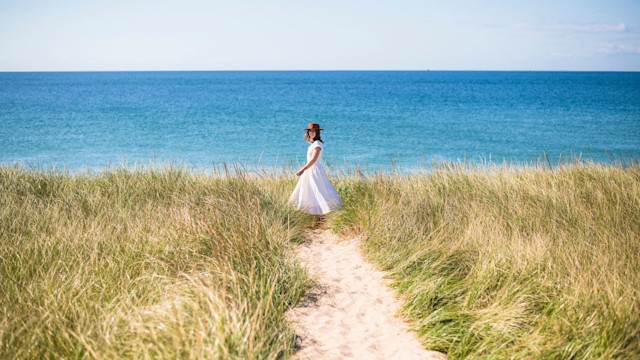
(304, 130), (324, 143)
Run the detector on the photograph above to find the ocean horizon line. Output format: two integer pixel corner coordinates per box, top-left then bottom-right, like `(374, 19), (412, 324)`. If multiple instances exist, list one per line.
(2, 69), (640, 73)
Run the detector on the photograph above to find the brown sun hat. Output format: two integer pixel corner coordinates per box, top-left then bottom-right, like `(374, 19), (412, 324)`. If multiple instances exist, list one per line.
(303, 122), (324, 131)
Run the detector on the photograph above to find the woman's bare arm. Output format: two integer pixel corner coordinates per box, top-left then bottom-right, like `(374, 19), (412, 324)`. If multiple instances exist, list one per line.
(296, 147), (322, 175)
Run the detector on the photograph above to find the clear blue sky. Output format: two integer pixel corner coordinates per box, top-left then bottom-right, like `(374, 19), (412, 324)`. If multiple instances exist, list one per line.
(1, 0), (639, 71)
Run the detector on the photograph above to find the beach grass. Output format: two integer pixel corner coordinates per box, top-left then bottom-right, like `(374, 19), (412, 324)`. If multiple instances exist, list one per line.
(332, 160), (640, 359)
(1, 159), (639, 359)
(0, 164), (312, 359)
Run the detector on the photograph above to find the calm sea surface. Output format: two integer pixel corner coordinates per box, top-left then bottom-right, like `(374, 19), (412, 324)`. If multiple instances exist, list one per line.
(1, 71), (639, 174)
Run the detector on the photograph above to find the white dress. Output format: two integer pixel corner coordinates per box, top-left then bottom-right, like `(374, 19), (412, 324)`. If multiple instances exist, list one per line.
(289, 140), (345, 215)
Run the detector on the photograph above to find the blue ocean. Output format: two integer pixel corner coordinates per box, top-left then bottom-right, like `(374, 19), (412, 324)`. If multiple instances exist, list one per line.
(1, 71), (639, 174)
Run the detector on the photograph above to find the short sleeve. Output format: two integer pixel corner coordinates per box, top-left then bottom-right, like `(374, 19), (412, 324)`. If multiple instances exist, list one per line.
(313, 140), (324, 149)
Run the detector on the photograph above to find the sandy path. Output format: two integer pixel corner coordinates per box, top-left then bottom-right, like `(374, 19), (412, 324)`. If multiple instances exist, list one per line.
(286, 228), (446, 360)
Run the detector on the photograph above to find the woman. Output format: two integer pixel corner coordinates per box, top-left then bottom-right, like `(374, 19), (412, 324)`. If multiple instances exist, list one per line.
(289, 122), (344, 223)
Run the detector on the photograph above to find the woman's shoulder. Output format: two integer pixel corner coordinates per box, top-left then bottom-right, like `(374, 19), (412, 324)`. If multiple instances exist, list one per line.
(313, 140), (324, 148)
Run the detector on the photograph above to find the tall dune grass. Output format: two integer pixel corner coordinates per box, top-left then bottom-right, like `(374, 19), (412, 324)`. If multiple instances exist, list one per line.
(2, 159), (639, 359)
(0, 164), (312, 359)
(332, 161), (640, 359)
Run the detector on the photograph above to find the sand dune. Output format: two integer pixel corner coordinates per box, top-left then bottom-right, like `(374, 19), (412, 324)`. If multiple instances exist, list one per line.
(286, 228), (446, 360)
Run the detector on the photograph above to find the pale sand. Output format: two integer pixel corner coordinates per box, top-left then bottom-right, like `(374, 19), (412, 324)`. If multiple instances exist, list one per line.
(286, 228), (447, 360)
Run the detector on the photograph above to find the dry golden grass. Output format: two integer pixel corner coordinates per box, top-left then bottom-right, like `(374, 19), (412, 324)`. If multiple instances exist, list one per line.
(0, 164), (311, 359)
(2, 159), (638, 359)
(332, 161), (640, 359)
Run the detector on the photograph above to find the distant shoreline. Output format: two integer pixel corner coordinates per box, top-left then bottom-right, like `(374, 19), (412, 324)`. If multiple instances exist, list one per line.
(2, 155), (638, 178)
